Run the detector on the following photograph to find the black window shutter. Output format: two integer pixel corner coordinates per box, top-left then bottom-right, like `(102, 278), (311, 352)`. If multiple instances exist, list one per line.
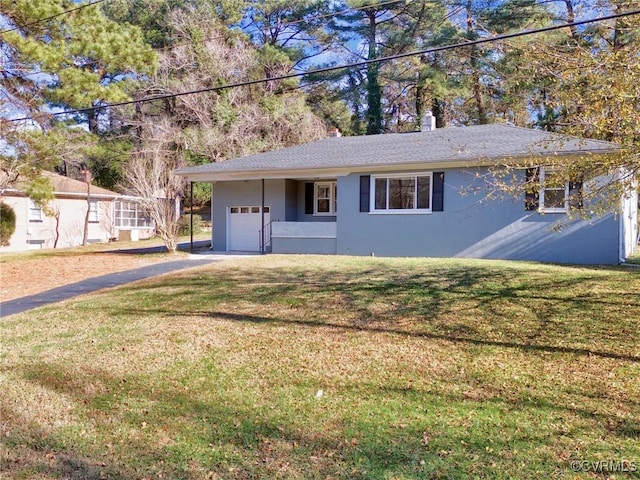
(359, 175), (370, 212)
(525, 167), (540, 211)
(568, 177), (584, 209)
(432, 172), (445, 212)
(304, 182), (314, 215)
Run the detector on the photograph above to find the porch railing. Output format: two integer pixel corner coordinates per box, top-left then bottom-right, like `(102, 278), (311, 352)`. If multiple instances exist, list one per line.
(259, 219), (278, 254)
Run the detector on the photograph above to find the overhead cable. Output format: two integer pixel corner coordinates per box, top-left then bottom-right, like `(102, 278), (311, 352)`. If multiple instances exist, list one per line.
(8, 9), (640, 123)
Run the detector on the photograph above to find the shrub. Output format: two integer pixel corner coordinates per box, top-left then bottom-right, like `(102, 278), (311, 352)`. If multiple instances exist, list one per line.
(178, 214), (203, 236)
(0, 202), (17, 246)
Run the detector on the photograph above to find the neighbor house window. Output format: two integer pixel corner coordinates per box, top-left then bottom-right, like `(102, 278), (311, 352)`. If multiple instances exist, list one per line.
(28, 199), (42, 222)
(88, 200), (99, 223)
(371, 173), (432, 212)
(114, 200), (153, 228)
(314, 182), (337, 215)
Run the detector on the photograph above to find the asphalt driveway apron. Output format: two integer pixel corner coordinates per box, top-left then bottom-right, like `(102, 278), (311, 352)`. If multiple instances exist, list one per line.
(0, 258), (216, 318)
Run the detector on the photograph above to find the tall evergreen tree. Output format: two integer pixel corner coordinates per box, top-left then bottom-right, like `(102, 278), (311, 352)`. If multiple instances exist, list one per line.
(328, 0), (426, 134)
(0, 0), (155, 189)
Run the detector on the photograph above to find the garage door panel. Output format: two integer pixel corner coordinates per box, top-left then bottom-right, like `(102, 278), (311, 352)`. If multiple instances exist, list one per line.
(228, 206), (270, 251)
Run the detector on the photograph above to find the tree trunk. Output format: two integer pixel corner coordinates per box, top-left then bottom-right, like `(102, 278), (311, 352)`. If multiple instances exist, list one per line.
(87, 106), (99, 135)
(365, 10), (383, 135)
(564, 0), (578, 39)
(467, 1), (488, 124)
(415, 73), (424, 130)
(53, 210), (60, 248)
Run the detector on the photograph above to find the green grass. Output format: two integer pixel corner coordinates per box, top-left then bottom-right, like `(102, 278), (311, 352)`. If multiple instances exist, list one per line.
(1, 255), (639, 479)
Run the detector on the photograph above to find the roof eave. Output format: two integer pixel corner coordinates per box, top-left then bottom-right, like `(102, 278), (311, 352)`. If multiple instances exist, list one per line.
(174, 151), (616, 182)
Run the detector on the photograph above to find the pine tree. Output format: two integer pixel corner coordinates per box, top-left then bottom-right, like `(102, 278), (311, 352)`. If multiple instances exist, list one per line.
(0, 0), (156, 188)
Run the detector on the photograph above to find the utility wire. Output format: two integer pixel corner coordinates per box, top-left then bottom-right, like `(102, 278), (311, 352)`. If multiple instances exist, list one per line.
(8, 8), (640, 123)
(0, 0), (109, 35)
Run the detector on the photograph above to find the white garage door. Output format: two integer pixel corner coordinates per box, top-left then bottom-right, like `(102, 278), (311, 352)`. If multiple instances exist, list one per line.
(227, 206), (270, 251)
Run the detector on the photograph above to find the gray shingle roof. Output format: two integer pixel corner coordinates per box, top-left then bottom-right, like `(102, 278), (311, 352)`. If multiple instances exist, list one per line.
(175, 124), (617, 180)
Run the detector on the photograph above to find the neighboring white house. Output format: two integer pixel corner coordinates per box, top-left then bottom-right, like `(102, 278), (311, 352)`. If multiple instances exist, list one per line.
(0, 171), (154, 252)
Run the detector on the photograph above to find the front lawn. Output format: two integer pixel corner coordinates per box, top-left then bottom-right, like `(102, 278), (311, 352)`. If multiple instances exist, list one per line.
(1, 255), (639, 479)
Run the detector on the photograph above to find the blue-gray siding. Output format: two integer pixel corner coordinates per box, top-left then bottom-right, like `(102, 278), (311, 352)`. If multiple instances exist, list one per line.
(336, 169), (619, 264)
(211, 180), (288, 251)
(211, 168), (622, 264)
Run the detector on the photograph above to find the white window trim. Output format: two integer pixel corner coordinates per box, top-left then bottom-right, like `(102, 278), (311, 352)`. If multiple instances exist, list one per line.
(28, 199), (43, 222)
(314, 181), (336, 216)
(370, 172), (433, 214)
(539, 167), (569, 214)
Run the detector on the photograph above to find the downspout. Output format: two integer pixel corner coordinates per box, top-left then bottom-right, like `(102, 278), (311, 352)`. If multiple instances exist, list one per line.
(619, 189), (631, 264)
(619, 200), (625, 264)
(261, 179), (265, 255)
(190, 181), (194, 253)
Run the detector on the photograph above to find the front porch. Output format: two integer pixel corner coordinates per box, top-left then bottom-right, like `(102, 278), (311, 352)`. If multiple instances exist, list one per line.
(267, 221), (337, 254)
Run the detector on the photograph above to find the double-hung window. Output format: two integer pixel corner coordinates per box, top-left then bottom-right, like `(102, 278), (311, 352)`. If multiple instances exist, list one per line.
(539, 167), (569, 213)
(526, 166), (583, 213)
(88, 200), (99, 222)
(314, 182), (337, 215)
(28, 199), (43, 222)
(371, 173), (432, 213)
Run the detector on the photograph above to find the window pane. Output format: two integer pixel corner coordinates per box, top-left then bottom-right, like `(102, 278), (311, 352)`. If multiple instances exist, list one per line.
(317, 199), (330, 213)
(28, 200), (42, 221)
(230, 207), (239, 213)
(89, 201), (99, 222)
(317, 185), (330, 199)
(263, 206), (270, 213)
(417, 176), (431, 209)
(240, 207), (249, 213)
(544, 171), (564, 187)
(251, 206), (260, 213)
(375, 178), (387, 210)
(544, 189), (565, 208)
(389, 178), (414, 209)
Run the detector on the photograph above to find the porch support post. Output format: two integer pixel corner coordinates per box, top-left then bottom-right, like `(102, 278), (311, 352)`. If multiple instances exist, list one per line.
(261, 178), (265, 255)
(190, 181), (194, 253)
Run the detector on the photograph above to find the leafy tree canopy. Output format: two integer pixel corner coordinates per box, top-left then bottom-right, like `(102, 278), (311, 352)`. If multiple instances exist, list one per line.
(0, 0), (156, 189)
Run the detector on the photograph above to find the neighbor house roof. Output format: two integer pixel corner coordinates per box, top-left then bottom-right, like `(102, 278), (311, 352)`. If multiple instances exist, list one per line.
(42, 171), (122, 198)
(4, 171), (130, 200)
(174, 124), (618, 181)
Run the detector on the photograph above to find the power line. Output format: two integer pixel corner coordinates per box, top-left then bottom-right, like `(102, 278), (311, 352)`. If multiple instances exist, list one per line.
(0, 0), (109, 35)
(8, 8), (640, 124)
